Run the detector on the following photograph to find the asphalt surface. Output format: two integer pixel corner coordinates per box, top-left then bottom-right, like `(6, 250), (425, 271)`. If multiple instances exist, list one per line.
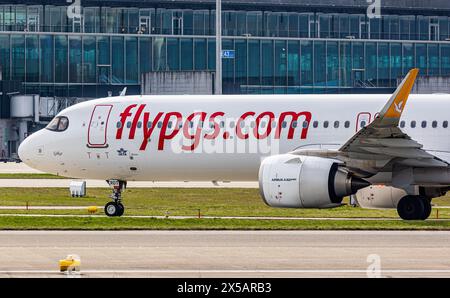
(0, 231), (450, 278)
(0, 162), (43, 174)
(0, 179), (259, 188)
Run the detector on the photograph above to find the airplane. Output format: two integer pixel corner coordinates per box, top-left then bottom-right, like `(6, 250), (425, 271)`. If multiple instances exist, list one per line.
(18, 68), (450, 220)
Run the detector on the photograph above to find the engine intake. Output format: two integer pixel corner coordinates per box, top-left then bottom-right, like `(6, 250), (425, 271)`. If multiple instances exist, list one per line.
(259, 154), (370, 208)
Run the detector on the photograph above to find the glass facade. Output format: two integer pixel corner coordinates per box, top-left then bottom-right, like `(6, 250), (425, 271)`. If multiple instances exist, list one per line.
(0, 2), (450, 96)
(2, 5), (450, 40)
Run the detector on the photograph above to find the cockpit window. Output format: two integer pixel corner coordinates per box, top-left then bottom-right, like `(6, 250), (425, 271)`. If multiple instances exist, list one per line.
(46, 116), (69, 132)
(46, 117), (59, 131)
(58, 117), (69, 131)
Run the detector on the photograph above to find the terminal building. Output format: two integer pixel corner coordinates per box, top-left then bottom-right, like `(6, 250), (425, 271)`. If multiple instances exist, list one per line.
(0, 0), (450, 159)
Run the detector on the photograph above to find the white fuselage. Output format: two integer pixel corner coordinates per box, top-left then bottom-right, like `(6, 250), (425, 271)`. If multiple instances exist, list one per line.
(18, 94), (450, 182)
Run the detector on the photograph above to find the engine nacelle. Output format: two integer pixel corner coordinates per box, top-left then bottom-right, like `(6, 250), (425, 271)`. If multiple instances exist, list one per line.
(355, 185), (407, 209)
(259, 154), (369, 208)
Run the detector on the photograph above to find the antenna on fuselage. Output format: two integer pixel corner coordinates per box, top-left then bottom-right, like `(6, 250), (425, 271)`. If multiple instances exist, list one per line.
(119, 87), (127, 96)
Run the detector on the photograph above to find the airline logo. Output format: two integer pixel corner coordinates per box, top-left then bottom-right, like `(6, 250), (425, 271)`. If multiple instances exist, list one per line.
(394, 101), (404, 114)
(384, 68), (418, 119)
(114, 104), (312, 152)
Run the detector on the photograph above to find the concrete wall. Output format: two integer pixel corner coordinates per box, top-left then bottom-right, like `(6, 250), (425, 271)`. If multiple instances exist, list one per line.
(0, 120), (11, 159)
(141, 71), (214, 95)
(403, 76), (450, 94)
(0, 119), (20, 159)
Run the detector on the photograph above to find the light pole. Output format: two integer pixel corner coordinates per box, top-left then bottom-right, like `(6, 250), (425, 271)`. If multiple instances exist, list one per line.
(215, 0), (222, 95)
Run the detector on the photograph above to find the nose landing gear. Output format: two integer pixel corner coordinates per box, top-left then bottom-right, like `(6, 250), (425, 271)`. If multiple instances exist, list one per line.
(104, 180), (127, 217)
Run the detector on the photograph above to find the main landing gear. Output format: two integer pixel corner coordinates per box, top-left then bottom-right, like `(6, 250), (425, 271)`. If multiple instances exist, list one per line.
(104, 180), (127, 217)
(397, 195), (432, 220)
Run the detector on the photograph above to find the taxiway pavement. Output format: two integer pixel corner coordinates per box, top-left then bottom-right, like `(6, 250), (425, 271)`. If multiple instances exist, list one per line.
(0, 230), (449, 278)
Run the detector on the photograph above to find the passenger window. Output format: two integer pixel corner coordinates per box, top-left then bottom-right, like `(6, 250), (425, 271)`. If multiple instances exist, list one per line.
(344, 121), (350, 128)
(137, 121), (142, 129)
(421, 121), (427, 128)
(116, 121), (122, 129)
(147, 121), (153, 128)
(400, 121), (405, 128)
(157, 122), (162, 128)
(292, 121), (297, 128)
(411, 121), (416, 128)
(303, 121), (309, 128)
(432, 121), (437, 128)
(126, 121), (132, 128)
(313, 121), (319, 128)
(323, 121), (329, 128)
(360, 121), (366, 128)
(334, 121), (339, 128)
(168, 122), (172, 129)
(261, 121), (266, 128)
(444, 121), (449, 128)
(282, 121), (287, 128)
(230, 121), (235, 128)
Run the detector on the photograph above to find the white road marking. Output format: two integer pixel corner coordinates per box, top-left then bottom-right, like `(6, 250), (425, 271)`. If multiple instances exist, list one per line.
(0, 213), (432, 221)
(2, 213), (450, 221)
(0, 206), (103, 210)
(1, 269), (450, 274)
(0, 179), (259, 188)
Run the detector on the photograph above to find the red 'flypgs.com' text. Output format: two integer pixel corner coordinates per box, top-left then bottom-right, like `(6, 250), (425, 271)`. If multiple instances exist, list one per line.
(115, 104), (312, 151)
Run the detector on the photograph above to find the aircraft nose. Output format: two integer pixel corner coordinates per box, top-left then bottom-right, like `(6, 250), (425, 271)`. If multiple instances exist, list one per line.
(18, 132), (43, 167)
(18, 135), (33, 163)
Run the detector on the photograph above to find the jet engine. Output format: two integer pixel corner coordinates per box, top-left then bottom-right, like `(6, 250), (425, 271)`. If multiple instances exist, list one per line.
(354, 185), (407, 209)
(258, 154), (370, 208)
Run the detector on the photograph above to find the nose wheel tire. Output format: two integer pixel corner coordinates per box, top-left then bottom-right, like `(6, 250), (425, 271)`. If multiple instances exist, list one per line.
(397, 195), (431, 220)
(105, 180), (127, 217)
(105, 202), (125, 217)
(116, 203), (125, 216)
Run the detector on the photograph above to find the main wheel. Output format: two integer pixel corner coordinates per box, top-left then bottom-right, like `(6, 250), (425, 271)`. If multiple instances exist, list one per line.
(116, 203), (125, 217)
(105, 202), (119, 217)
(397, 195), (425, 220)
(419, 197), (432, 220)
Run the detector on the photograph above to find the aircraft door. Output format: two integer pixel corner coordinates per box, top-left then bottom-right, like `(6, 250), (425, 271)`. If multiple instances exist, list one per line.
(88, 104), (113, 148)
(356, 112), (371, 132)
